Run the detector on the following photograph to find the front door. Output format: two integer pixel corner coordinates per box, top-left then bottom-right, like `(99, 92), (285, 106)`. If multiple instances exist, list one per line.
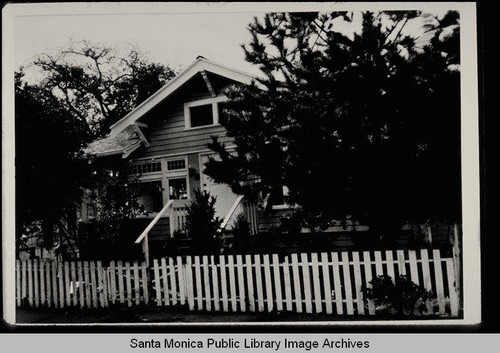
(200, 154), (240, 220)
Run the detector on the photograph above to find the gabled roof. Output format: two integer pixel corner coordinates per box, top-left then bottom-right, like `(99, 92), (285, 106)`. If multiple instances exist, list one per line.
(108, 57), (257, 138)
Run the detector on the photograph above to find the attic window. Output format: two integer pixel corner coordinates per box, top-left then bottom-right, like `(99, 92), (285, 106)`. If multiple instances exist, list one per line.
(184, 96), (227, 129)
(190, 104), (214, 127)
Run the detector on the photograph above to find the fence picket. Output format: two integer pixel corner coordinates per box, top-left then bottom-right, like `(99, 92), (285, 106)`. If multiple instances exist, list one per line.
(70, 262), (76, 307)
(45, 262), (52, 308)
(21, 260), (27, 305)
(420, 249), (432, 292)
(228, 255), (238, 312)
(236, 255), (246, 312)
(160, 258), (168, 305)
(311, 253), (322, 314)
(96, 261), (105, 308)
(211, 255), (220, 311)
(272, 254), (283, 312)
(254, 254), (265, 312)
(133, 261), (140, 306)
(102, 264), (109, 308)
(263, 255), (274, 312)
(291, 253), (302, 313)
(408, 251), (420, 285)
(40, 261), (46, 307)
(153, 259), (161, 306)
(374, 251), (384, 278)
(141, 261), (149, 305)
(108, 261), (116, 304)
(16, 261), (21, 307)
(219, 255), (228, 312)
(445, 259), (459, 317)
(320, 253), (332, 314)
(363, 251), (376, 315)
(83, 261), (91, 308)
(64, 261), (71, 307)
(90, 261), (98, 308)
(301, 253), (313, 314)
(331, 252), (343, 315)
(27, 259), (33, 306)
(245, 254), (255, 312)
(194, 256), (203, 310)
(352, 252), (365, 315)
(166, 258), (175, 306)
(385, 251), (395, 281)
(117, 261), (125, 304)
(125, 262), (132, 307)
(77, 261), (84, 308)
(342, 252), (354, 315)
(177, 256), (186, 306)
(282, 256), (293, 311)
(185, 256), (195, 310)
(52, 261), (59, 308)
(432, 250), (446, 314)
(397, 250), (406, 276)
(33, 259), (40, 308)
(203, 256), (211, 311)
(58, 262), (65, 308)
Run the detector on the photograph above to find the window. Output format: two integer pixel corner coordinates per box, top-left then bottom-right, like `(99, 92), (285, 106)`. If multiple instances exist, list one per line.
(184, 96), (227, 129)
(130, 161), (161, 175)
(169, 177), (188, 200)
(137, 181), (163, 213)
(166, 158), (186, 171)
(190, 104), (214, 128)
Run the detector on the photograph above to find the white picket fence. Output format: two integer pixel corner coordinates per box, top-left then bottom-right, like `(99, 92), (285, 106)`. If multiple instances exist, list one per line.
(16, 260), (149, 308)
(16, 249), (460, 317)
(152, 249), (460, 316)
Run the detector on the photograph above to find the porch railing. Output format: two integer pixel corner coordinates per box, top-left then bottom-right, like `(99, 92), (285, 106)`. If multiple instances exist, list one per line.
(134, 200), (174, 264)
(218, 195), (259, 235)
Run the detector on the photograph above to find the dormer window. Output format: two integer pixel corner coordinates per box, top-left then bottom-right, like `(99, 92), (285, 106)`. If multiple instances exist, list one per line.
(184, 96), (227, 129)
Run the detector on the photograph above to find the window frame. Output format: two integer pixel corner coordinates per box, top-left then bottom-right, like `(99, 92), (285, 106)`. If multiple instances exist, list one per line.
(184, 96), (228, 130)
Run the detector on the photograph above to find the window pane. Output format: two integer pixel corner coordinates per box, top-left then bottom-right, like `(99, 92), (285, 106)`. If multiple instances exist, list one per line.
(137, 181), (163, 213)
(190, 104), (214, 127)
(169, 178), (188, 200)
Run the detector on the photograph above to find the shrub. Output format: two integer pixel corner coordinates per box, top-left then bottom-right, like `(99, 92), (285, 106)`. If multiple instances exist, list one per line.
(185, 189), (222, 255)
(362, 275), (434, 316)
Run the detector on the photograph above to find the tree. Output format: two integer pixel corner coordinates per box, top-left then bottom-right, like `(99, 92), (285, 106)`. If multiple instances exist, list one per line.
(28, 40), (176, 136)
(185, 189), (223, 255)
(15, 72), (91, 256)
(205, 11), (461, 241)
(16, 41), (176, 257)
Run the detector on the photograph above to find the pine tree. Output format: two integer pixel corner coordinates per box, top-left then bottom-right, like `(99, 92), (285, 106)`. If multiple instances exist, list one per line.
(205, 11), (461, 239)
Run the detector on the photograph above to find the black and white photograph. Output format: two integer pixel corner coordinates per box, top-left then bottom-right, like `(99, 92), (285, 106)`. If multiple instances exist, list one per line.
(2, 2), (481, 329)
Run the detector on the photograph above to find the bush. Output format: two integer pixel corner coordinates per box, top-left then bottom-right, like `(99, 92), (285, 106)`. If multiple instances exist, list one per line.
(185, 189), (222, 255)
(362, 275), (434, 316)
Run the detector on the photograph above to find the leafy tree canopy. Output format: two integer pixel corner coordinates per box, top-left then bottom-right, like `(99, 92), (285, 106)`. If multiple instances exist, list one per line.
(15, 41), (176, 255)
(205, 11), (461, 234)
(23, 40), (176, 136)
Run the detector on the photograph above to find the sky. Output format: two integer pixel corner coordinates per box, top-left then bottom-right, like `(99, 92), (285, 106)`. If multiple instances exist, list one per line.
(14, 4), (268, 79)
(12, 2), (455, 84)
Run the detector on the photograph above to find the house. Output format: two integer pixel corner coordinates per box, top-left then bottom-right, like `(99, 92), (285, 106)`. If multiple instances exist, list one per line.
(81, 57), (456, 261)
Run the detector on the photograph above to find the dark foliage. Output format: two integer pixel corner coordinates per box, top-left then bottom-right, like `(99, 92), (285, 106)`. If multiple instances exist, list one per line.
(363, 274), (434, 316)
(185, 189), (223, 255)
(205, 11), (461, 239)
(15, 41), (176, 257)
